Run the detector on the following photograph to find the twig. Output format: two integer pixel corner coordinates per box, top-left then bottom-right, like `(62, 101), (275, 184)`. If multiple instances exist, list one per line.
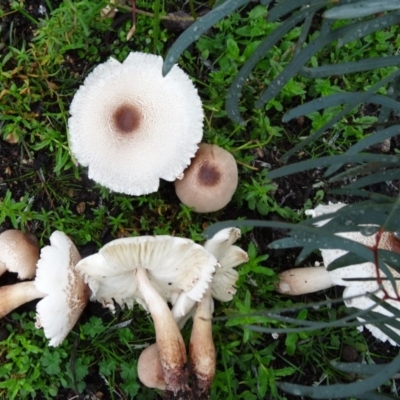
(126, 0), (136, 40)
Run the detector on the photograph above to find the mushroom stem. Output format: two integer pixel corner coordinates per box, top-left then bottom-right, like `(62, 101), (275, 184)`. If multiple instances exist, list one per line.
(134, 267), (190, 398)
(189, 287), (216, 399)
(276, 266), (334, 296)
(0, 282), (46, 318)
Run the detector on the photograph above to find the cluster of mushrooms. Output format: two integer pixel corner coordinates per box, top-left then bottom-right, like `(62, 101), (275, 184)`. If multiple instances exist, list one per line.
(5, 49), (398, 399)
(0, 227), (248, 398)
(67, 51), (238, 213)
(276, 202), (400, 346)
(63, 51), (244, 395)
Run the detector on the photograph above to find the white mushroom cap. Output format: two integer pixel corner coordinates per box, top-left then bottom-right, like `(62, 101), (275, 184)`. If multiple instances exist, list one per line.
(343, 267), (400, 346)
(0, 229), (40, 279)
(305, 201), (347, 226)
(76, 235), (217, 313)
(34, 231), (90, 346)
(174, 227), (248, 326)
(174, 143), (238, 213)
(303, 202), (400, 345)
(203, 227), (242, 259)
(68, 51), (204, 195)
(204, 228), (248, 302)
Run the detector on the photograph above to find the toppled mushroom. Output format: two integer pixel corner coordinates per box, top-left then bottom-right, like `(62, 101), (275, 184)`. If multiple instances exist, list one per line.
(276, 266), (333, 296)
(0, 231), (90, 346)
(76, 235), (218, 396)
(68, 51), (204, 196)
(276, 202), (400, 346)
(0, 229), (40, 279)
(174, 143), (238, 213)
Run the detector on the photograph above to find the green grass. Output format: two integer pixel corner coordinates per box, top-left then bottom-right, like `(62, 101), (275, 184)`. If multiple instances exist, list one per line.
(1, 0), (400, 399)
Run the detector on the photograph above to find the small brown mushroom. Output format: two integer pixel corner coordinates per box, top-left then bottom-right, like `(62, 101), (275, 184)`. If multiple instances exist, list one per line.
(0, 229), (40, 279)
(174, 143), (238, 213)
(138, 343), (166, 391)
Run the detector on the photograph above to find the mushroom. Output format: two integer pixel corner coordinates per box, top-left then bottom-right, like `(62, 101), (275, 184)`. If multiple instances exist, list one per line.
(76, 235), (218, 396)
(179, 228), (247, 397)
(68, 51), (204, 196)
(173, 227), (249, 325)
(276, 266), (333, 296)
(188, 287), (216, 399)
(75, 236), (217, 314)
(137, 291), (217, 399)
(0, 229), (40, 279)
(135, 228), (247, 397)
(276, 202), (400, 346)
(138, 343), (165, 391)
(174, 143), (238, 213)
(0, 231), (90, 346)
(135, 267), (190, 397)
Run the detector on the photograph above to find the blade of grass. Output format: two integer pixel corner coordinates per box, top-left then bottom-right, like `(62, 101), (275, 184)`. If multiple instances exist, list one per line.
(162, 0), (249, 76)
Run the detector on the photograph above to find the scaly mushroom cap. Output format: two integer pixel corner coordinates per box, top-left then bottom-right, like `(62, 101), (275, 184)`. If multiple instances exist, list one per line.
(343, 265), (400, 346)
(306, 202), (400, 345)
(174, 143), (238, 213)
(0, 229), (39, 279)
(336, 235), (400, 346)
(34, 231), (90, 346)
(76, 235), (217, 313)
(68, 51), (204, 195)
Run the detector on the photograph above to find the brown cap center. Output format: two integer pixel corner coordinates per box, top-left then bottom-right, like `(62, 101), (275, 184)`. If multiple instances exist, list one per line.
(197, 161), (221, 187)
(112, 103), (142, 135)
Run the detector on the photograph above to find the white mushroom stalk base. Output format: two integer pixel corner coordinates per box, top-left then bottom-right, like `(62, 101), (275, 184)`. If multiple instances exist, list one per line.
(0, 282), (45, 318)
(134, 267), (190, 398)
(189, 288), (216, 399)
